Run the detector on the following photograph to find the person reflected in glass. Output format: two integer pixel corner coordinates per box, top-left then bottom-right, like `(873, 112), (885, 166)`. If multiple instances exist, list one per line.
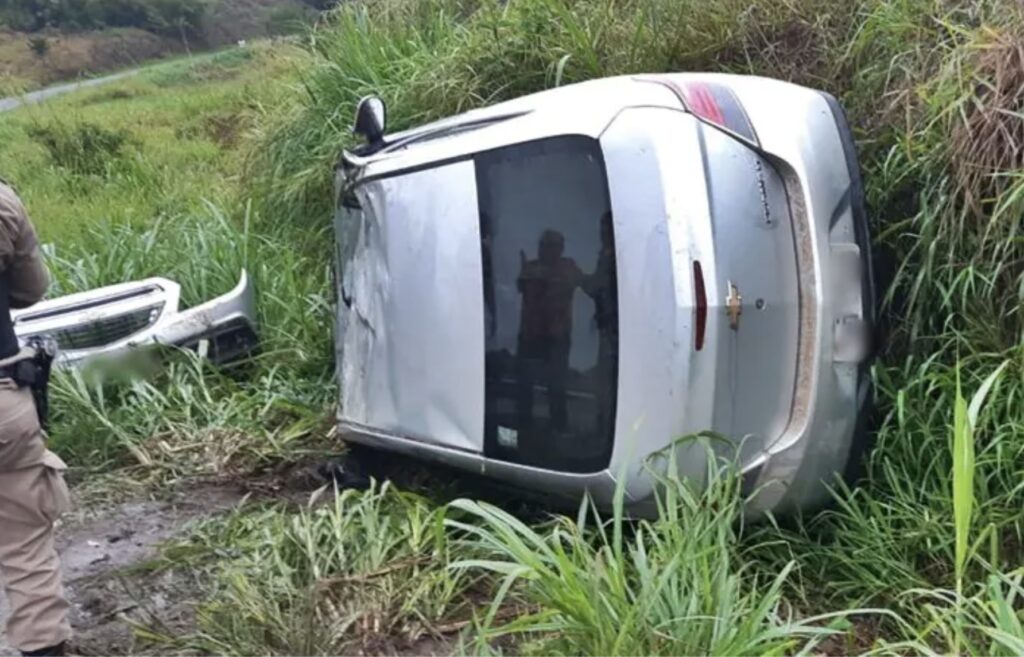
(480, 212), (497, 340)
(579, 212), (618, 438)
(516, 229), (582, 449)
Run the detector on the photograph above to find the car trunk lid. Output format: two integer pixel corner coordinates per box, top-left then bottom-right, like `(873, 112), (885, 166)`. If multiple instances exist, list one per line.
(700, 124), (800, 463)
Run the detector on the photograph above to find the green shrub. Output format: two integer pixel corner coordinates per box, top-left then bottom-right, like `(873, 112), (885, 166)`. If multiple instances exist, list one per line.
(26, 120), (136, 178)
(27, 35), (49, 57)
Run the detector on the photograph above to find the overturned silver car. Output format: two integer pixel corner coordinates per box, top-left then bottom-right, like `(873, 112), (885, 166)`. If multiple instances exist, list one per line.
(12, 272), (258, 367)
(334, 74), (877, 515)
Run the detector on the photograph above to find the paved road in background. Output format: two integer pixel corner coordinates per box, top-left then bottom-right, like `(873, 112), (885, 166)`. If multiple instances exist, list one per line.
(0, 69), (139, 113)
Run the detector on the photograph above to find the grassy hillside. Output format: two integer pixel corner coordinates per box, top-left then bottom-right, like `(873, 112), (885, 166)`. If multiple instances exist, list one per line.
(0, 26), (181, 92)
(3, 0), (1024, 654)
(0, 0), (318, 91)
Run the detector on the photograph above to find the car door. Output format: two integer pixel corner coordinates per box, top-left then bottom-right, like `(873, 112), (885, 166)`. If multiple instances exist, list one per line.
(334, 161), (486, 453)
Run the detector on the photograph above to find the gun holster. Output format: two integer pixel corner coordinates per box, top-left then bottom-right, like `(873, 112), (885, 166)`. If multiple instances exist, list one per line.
(10, 336), (58, 432)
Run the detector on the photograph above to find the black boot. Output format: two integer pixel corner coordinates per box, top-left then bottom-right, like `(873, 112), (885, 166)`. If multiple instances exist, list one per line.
(21, 641), (66, 657)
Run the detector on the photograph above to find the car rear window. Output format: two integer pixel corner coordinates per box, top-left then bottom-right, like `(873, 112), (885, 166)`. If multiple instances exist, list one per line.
(477, 136), (618, 473)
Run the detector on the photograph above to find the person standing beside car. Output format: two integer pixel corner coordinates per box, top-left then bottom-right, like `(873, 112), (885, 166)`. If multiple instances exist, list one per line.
(0, 179), (71, 657)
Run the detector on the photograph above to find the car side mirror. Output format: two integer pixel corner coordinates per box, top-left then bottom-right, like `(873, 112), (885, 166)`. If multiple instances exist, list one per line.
(353, 96), (387, 146)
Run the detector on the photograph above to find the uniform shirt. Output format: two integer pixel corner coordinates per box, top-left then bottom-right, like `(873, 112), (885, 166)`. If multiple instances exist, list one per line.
(0, 181), (49, 309)
(517, 257), (582, 339)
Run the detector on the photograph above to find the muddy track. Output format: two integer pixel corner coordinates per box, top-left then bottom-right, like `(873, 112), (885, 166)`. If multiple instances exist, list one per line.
(0, 484), (247, 656)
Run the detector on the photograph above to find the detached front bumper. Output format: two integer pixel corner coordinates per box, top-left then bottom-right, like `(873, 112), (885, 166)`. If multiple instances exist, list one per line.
(12, 271), (258, 367)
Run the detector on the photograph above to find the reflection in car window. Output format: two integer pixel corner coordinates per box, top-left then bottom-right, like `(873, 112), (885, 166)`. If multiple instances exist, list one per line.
(477, 136), (618, 473)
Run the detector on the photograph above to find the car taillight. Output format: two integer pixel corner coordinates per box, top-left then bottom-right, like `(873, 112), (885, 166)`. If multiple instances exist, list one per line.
(676, 80), (758, 145)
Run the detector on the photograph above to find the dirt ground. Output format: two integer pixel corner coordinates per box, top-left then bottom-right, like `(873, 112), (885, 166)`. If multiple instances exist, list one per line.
(0, 455), (492, 656)
(0, 484), (248, 656)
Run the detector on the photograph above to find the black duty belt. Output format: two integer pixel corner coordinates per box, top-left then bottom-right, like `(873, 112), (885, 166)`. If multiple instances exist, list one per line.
(0, 360), (30, 384)
(1, 338), (58, 430)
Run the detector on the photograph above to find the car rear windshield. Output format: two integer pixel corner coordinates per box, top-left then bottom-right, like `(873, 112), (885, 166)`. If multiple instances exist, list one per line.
(477, 136), (618, 473)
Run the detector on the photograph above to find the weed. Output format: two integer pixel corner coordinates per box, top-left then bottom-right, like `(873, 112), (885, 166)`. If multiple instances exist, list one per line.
(449, 452), (848, 656)
(27, 120), (137, 178)
(150, 483), (479, 655)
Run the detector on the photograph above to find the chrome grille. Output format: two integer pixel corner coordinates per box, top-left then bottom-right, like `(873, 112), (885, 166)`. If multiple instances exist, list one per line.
(50, 303), (164, 350)
(16, 285), (162, 322)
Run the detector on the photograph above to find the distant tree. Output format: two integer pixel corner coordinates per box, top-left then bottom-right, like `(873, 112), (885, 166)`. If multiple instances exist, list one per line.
(2, 0), (211, 42)
(265, 3), (313, 36)
(83, 0), (147, 28)
(299, 0), (337, 10)
(145, 0), (208, 51)
(1, 0), (101, 30)
(27, 34), (49, 56)
(1, 0), (50, 31)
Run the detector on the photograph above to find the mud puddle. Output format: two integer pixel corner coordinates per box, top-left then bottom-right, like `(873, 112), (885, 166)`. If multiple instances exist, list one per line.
(0, 484), (248, 656)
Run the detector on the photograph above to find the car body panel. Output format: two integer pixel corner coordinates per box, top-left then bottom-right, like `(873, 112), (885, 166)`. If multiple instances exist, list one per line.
(338, 161), (486, 453)
(343, 77), (681, 182)
(701, 125), (799, 467)
(660, 73), (867, 511)
(598, 107), (705, 497)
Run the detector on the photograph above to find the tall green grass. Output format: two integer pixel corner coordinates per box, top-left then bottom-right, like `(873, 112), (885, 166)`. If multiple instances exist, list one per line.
(44, 204), (336, 473)
(449, 454), (846, 656)
(148, 482), (478, 655)
(0, 43), (301, 240)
